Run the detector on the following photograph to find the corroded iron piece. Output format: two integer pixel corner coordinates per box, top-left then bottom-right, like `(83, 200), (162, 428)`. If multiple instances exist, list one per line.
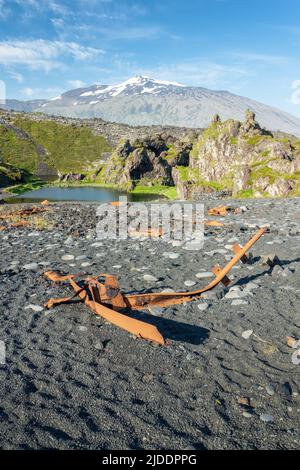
(44, 227), (267, 345)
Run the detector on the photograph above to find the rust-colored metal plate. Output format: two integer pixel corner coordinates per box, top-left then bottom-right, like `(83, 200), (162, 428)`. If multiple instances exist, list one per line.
(208, 206), (229, 217)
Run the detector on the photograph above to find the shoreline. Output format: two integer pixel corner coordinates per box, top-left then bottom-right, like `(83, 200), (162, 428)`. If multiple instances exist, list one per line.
(2, 179), (178, 201)
(2, 178), (300, 204)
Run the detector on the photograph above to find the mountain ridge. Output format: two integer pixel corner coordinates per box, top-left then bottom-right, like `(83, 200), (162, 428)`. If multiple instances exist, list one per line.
(3, 76), (300, 137)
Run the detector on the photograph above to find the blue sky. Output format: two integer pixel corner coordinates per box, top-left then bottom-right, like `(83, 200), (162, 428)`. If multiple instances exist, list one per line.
(0, 0), (300, 117)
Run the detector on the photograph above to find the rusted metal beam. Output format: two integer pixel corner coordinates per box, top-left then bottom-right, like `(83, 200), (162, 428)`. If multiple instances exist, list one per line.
(44, 227), (268, 345)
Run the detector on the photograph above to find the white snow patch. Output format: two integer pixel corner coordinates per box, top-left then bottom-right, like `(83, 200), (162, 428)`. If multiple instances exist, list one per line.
(79, 76), (186, 99)
(80, 91), (96, 97)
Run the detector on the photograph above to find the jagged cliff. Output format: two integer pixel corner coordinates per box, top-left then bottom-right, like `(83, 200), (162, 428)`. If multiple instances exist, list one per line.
(94, 111), (300, 198)
(0, 107), (299, 198)
(93, 136), (192, 190)
(175, 111), (300, 198)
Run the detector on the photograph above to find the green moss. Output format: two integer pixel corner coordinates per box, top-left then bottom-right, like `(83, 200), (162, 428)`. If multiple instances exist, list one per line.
(261, 150), (271, 158)
(5, 179), (47, 195)
(164, 144), (179, 161)
(177, 166), (190, 182)
(275, 137), (290, 144)
(283, 170), (300, 181)
(245, 135), (263, 146)
(0, 125), (38, 172)
(201, 122), (220, 140)
(131, 184), (177, 199)
(236, 189), (254, 198)
(0, 165), (23, 180)
(12, 117), (112, 173)
(176, 166), (234, 191)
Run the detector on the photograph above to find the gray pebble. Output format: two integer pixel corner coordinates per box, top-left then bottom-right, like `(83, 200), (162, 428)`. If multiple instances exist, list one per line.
(25, 304), (44, 312)
(242, 330), (253, 340)
(76, 255), (87, 261)
(61, 254), (74, 261)
(185, 280), (196, 287)
(143, 274), (158, 282)
(196, 272), (214, 279)
(231, 299), (248, 306)
(242, 412), (253, 418)
(260, 414), (274, 423)
(266, 384), (276, 396)
(197, 303), (209, 311)
(78, 326), (87, 332)
(149, 307), (164, 316)
(23, 262), (39, 271)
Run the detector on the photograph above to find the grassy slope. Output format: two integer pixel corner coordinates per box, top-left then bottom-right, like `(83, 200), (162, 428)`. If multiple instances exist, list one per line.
(0, 126), (38, 173)
(0, 117), (112, 174)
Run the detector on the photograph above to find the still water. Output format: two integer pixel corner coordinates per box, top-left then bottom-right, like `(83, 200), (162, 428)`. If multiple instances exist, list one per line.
(6, 186), (164, 203)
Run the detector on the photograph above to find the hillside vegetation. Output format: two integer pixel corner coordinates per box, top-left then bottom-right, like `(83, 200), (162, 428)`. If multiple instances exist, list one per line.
(0, 109), (299, 198)
(93, 111), (300, 198)
(0, 111), (112, 175)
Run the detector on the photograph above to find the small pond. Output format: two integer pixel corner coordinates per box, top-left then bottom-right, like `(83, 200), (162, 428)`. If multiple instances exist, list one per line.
(5, 186), (165, 203)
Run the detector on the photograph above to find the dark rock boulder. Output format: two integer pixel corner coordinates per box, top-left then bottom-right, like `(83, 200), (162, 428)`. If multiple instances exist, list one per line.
(59, 173), (85, 182)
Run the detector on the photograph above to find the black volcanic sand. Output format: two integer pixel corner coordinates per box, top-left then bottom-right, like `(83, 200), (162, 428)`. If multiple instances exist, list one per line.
(0, 198), (299, 450)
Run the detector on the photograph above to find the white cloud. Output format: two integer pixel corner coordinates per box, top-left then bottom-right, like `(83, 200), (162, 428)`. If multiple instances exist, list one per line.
(229, 52), (289, 66)
(20, 87), (35, 97)
(68, 79), (86, 88)
(0, 0), (8, 19)
(96, 26), (162, 40)
(8, 71), (24, 82)
(20, 86), (62, 99)
(138, 61), (247, 88)
(48, 1), (70, 16)
(0, 39), (104, 71)
(291, 80), (300, 105)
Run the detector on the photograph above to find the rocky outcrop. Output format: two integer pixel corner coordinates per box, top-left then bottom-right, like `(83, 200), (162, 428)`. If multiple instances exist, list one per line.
(98, 136), (192, 189)
(58, 173), (85, 183)
(1, 107), (299, 198)
(0, 156), (28, 188)
(178, 111), (300, 198)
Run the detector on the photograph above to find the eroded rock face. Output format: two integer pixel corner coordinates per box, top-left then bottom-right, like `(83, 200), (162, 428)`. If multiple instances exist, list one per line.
(185, 111), (300, 198)
(94, 111), (300, 199)
(267, 179), (295, 197)
(59, 173), (85, 182)
(0, 155), (28, 188)
(100, 136), (192, 189)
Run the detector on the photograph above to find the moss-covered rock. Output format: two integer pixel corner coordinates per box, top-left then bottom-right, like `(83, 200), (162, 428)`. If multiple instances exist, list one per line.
(98, 136), (190, 189)
(187, 111), (300, 198)
(0, 157), (29, 188)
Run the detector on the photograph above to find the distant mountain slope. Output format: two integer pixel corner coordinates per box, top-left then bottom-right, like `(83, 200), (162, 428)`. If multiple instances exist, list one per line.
(4, 99), (47, 113)
(5, 76), (299, 136)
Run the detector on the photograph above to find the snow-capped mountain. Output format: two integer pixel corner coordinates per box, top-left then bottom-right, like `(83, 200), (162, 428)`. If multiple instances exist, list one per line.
(45, 76), (186, 106)
(3, 75), (300, 136)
